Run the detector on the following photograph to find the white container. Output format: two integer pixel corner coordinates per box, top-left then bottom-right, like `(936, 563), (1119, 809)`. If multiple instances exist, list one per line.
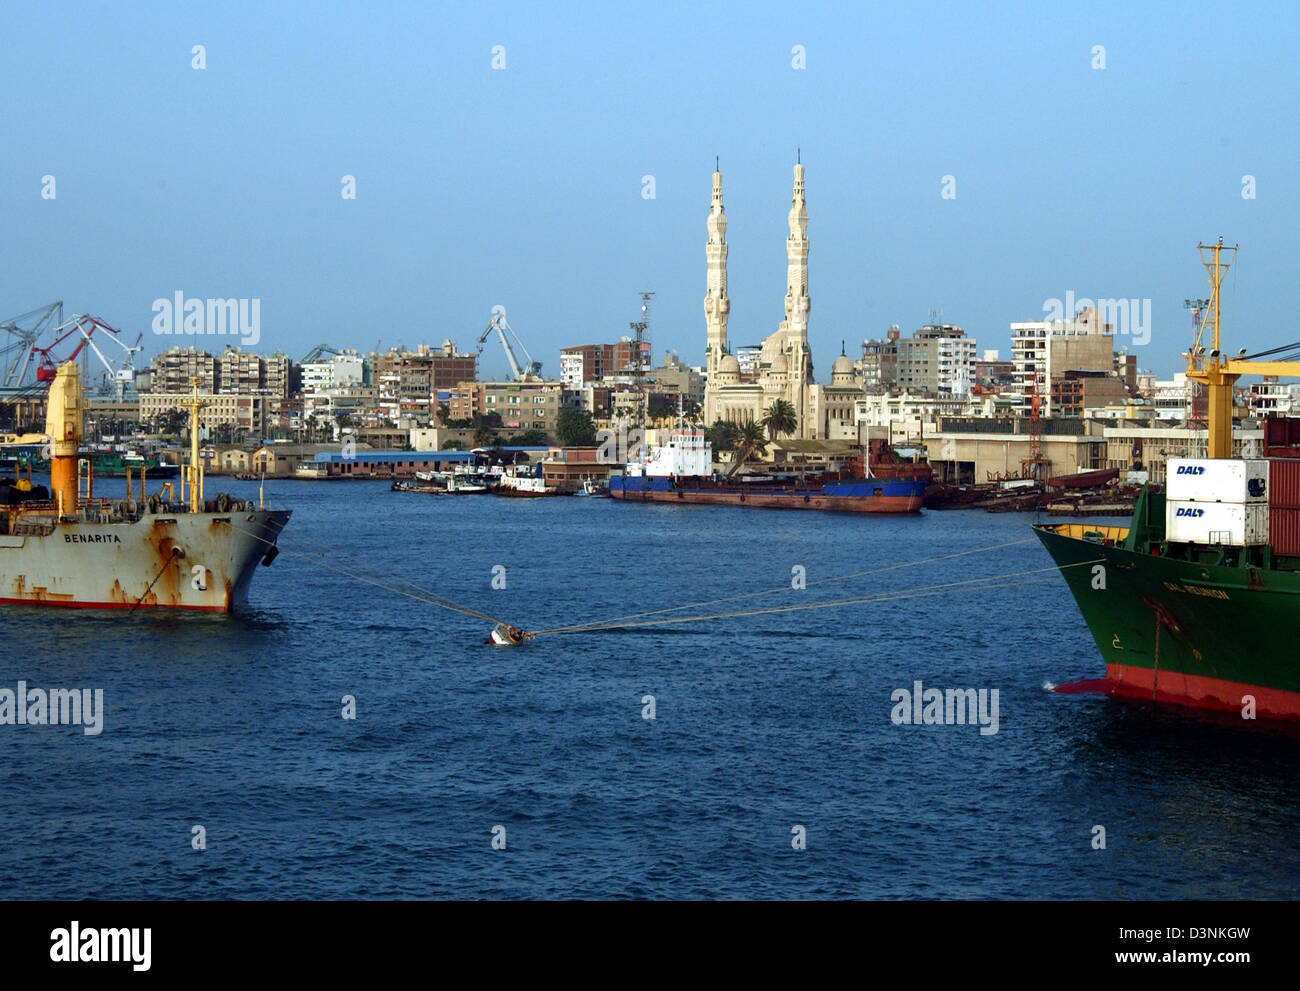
(1166, 458), (1269, 503)
(1166, 499), (1269, 545)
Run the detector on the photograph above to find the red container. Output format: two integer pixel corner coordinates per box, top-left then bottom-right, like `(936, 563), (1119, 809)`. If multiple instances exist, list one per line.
(1270, 507), (1300, 557)
(1269, 459), (1300, 509)
(1264, 417), (1300, 457)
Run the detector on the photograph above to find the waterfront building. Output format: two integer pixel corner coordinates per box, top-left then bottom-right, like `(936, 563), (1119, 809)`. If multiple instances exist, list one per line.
(140, 390), (268, 436)
(928, 416), (1109, 484)
(1099, 423), (1264, 484)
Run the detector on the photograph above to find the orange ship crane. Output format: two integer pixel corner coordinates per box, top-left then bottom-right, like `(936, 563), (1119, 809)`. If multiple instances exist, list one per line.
(1185, 240), (1300, 459)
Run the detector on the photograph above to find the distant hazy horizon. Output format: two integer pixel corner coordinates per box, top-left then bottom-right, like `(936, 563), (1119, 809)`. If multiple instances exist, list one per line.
(3, 1), (1295, 380)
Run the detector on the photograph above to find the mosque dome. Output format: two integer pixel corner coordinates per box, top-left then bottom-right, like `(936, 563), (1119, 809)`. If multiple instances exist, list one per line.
(770, 353), (788, 374)
(831, 353), (855, 382)
(717, 354), (740, 383)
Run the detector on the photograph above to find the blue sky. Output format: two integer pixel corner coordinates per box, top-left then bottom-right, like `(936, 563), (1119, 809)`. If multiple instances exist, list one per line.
(2, 1), (1296, 379)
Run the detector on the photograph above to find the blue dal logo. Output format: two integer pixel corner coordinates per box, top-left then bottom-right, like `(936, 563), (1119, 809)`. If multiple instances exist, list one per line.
(1175, 507), (1205, 517)
(1176, 465), (1206, 475)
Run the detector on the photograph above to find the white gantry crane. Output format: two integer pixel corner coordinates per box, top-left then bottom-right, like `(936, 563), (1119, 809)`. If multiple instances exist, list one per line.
(477, 305), (542, 381)
(77, 320), (143, 400)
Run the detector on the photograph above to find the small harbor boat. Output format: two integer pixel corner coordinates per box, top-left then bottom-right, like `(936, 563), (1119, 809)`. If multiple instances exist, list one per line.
(493, 464), (555, 497)
(576, 477), (609, 498)
(488, 622), (528, 646)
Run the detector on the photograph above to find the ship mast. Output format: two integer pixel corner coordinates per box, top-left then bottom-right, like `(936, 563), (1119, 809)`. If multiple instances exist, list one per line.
(183, 375), (207, 512)
(1184, 240), (1239, 459)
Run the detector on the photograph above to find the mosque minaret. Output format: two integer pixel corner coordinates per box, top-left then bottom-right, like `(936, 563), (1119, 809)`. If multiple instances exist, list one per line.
(701, 164), (730, 427)
(704, 158), (848, 440)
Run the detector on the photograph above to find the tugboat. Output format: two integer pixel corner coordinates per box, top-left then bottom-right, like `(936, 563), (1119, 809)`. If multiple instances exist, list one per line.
(493, 463), (555, 497)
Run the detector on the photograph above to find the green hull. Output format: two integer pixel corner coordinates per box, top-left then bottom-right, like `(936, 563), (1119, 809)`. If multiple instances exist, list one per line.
(1034, 487), (1300, 718)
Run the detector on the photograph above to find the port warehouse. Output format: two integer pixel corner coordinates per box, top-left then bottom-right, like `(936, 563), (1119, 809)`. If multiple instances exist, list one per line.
(928, 417), (1264, 485)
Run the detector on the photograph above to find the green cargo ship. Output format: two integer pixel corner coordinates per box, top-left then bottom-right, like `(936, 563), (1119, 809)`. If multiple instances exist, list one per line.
(1035, 486), (1300, 719)
(1036, 241), (1300, 721)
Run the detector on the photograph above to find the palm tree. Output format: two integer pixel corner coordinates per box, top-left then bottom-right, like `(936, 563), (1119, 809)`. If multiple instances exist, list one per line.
(761, 399), (798, 442)
(707, 419), (738, 457)
(729, 419), (768, 473)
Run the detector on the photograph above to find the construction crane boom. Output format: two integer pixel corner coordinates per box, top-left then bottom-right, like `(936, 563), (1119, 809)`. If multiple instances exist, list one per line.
(1, 301), (63, 392)
(476, 305), (542, 381)
(300, 344), (344, 364)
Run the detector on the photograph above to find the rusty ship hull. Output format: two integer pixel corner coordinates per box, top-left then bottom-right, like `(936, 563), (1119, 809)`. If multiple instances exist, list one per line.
(1, 505), (289, 612)
(609, 478), (925, 513)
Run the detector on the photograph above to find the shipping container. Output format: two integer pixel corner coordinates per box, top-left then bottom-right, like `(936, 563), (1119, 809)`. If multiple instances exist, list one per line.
(1264, 416), (1300, 454)
(1166, 458), (1268, 503)
(1165, 499), (1269, 545)
(1269, 506), (1300, 557)
(1267, 458), (1300, 510)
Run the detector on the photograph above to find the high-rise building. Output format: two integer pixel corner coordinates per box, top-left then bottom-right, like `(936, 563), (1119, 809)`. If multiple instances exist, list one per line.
(371, 341), (477, 422)
(894, 323), (976, 397)
(560, 339), (651, 387)
(149, 347), (218, 393)
(1010, 306), (1115, 416)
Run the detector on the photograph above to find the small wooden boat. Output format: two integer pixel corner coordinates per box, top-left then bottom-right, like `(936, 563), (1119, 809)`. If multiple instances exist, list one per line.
(488, 623), (527, 646)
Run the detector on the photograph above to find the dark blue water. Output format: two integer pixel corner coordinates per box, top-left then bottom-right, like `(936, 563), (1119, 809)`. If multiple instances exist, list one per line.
(3, 479), (1299, 899)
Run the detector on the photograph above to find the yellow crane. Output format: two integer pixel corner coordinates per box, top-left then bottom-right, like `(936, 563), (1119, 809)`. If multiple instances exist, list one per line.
(1185, 239), (1300, 459)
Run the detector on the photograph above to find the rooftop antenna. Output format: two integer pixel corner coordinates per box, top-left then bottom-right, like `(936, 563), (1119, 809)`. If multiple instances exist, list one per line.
(629, 292), (654, 430)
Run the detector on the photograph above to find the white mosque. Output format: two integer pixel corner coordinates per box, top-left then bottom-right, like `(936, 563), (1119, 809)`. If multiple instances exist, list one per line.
(701, 159), (861, 441)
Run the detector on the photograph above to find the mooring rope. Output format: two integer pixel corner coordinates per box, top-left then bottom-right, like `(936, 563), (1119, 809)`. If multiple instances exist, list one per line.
(231, 520), (1088, 641)
(532, 558), (1101, 636)
(229, 522), (511, 627)
(535, 537), (1039, 635)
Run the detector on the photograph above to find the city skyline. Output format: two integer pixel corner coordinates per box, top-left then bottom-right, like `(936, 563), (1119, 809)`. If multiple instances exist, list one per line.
(3, 2), (1297, 381)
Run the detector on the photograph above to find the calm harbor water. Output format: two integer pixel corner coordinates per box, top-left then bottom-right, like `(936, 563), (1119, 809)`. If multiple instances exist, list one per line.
(2, 478), (1299, 899)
